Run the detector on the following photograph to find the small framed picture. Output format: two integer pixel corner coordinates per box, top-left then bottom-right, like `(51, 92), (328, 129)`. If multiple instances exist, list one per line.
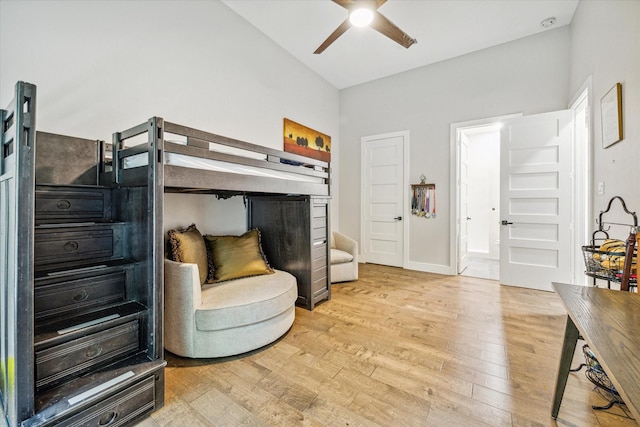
(601, 82), (623, 148)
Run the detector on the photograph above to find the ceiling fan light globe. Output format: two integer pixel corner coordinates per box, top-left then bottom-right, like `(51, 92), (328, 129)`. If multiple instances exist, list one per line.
(349, 8), (374, 27)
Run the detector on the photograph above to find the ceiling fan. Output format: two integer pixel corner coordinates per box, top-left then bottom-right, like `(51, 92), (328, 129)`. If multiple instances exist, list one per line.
(314, 0), (417, 54)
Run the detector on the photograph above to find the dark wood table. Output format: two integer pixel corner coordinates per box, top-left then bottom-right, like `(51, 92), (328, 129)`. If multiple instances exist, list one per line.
(551, 282), (640, 422)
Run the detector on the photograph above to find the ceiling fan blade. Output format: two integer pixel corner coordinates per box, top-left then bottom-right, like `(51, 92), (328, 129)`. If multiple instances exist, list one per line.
(370, 11), (417, 49)
(333, 0), (387, 10)
(332, 0), (355, 9)
(314, 18), (352, 54)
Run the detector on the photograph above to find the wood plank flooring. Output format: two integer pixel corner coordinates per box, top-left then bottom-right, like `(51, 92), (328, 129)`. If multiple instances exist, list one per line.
(139, 264), (637, 426)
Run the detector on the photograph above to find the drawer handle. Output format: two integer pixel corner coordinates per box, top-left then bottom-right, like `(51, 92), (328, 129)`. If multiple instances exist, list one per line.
(85, 344), (103, 359)
(98, 411), (118, 426)
(63, 241), (79, 252)
(56, 200), (71, 210)
(72, 289), (89, 302)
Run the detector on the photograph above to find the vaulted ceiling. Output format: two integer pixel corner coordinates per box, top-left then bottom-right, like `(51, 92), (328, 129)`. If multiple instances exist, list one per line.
(221, 0), (579, 89)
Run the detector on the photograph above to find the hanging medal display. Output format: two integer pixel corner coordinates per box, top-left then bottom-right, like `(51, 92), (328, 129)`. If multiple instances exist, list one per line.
(425, 189), (431, 218)
(431, 187), (436, 218)
(410, 176), (436, 219)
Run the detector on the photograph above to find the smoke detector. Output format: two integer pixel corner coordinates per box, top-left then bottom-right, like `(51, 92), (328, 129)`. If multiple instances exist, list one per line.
(540, 17), (556, 28)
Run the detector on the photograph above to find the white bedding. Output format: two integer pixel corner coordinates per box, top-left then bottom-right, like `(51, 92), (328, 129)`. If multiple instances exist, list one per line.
(122, 152), (322, 184)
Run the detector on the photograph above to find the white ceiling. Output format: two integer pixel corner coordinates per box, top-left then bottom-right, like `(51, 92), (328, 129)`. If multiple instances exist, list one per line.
(221, 0), (579, 89)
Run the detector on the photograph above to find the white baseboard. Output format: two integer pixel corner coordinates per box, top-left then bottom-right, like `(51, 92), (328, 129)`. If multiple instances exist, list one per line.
(404, 260), (454, 275)
(359, 256), (454, 276)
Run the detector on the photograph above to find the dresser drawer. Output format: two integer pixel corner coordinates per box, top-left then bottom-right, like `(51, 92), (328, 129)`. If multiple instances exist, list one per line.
(35, 187), (110, 224)
(35, 271), (126, 320)
(312, 244), (327, 262)
(312, 216), (326, 230)
(312, 225), (327, 242)
(312, 247), (327, 271)
(312, 264), (328, 283)
(58, 375), (155, 427)
(34, 224), (124, 267)
(311, 198), (329, 217)
(312, 274), (328, 297)
(36, 321), (140, 390)
(312, 204), (327, 219)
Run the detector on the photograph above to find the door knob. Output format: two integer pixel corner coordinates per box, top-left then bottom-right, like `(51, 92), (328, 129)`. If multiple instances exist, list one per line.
(466, 217), (472, 220)
(501, 220), (513, 225)
(394, 216), (403, 221)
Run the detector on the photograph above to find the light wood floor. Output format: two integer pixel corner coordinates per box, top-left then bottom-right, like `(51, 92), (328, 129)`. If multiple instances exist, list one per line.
(139, 264), (637, 426)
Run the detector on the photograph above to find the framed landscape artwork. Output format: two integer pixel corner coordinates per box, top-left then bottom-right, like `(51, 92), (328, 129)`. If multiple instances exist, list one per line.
(283, 118), (331, 162)
(601, 82), (623, 148)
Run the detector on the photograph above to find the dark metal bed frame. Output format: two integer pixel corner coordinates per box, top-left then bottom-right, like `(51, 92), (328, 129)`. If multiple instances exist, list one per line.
(1, 80), (37, 427)
(110, 117), (331, 196)
(1, 84), (332, 426)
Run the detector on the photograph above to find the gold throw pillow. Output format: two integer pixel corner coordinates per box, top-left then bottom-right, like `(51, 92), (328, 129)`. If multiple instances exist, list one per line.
(205, 229), (274, 282)
(167, 224), (209, 285)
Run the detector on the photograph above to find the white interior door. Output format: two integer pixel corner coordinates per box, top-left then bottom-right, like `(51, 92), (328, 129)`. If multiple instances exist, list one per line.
(499, 110), (572, 291)
(458, 133), (470, 273)
(362, 133), (405, 267)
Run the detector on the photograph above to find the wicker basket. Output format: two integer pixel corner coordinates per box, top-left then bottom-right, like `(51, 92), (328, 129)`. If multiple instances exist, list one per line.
(582, 243), (620, 280)
(582, 240), (637, 285)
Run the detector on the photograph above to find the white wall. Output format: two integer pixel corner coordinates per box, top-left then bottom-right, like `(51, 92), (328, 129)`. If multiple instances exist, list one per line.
(163, 194), (246, 235)
(339, 27), (570, 270)
(0, 0), (340, 230)
(569, 0), (639, 232)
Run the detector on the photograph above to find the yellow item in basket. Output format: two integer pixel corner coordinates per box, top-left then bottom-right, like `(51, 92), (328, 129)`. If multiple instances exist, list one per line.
(602, 239), (625, 248)
(601, 257), (637, 271)
(598, 239), (637, 272)
(593, 239), (626, 261)
(601, 239), (626, 251)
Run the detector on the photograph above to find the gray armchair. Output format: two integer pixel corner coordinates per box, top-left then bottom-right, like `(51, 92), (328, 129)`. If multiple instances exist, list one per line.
(330, 231), (358, 283)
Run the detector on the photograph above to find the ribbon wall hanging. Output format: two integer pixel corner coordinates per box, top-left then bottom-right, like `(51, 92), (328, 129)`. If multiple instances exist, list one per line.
(411, 179), (436, 218)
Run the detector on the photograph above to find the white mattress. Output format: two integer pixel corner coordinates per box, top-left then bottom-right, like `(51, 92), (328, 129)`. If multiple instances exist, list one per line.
(123, 152), (322, 184)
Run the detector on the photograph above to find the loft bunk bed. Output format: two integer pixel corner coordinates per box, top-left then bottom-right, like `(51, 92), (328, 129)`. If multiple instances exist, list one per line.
(2, 82), (332, 426)
(109, 117), (333, 310)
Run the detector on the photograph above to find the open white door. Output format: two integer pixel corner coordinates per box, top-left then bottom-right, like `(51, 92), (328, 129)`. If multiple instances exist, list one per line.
(458, 133), (470, 273)
(362, 132), (406, 267)
(500, 110), (572, 291)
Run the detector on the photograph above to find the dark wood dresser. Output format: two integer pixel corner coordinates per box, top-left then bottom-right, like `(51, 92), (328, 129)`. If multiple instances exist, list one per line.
(23, 180), (165, 427)
(0, 87), (165, 427)
(248, 195), (331, 310)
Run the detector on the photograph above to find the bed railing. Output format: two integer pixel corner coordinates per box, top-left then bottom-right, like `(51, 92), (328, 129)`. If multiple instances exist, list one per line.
(0, 80), (37, 427)
(109, 117), (331, 196)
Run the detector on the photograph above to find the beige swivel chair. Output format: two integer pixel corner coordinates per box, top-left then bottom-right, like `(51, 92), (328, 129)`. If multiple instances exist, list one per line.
(330, 231), (358, 283)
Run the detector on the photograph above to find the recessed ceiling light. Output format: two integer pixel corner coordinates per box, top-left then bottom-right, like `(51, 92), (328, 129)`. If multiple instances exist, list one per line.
(540, 17), (556, 28)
